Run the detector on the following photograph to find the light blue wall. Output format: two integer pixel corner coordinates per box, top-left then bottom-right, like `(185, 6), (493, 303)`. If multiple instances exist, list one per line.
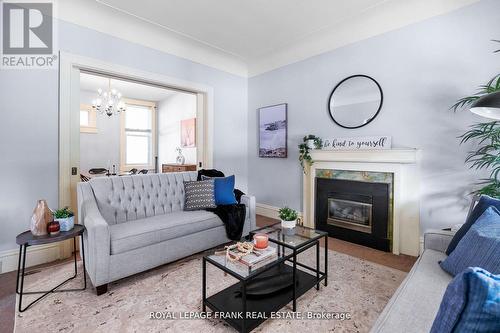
(1, 0), (498, 254)
(247, 0), (500, 233)
(0, 20), (248, 252)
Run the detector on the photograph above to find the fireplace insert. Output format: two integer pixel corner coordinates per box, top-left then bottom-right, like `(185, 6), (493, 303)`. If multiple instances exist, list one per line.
(316, 178), (391, 251)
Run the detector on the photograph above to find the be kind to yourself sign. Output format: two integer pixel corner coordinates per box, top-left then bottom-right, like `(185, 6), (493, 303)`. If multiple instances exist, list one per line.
(322, 136), (391, 150)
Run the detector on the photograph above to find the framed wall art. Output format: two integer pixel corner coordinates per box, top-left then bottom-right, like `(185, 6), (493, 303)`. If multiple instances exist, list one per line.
(181, 118), (196, 148)
(258, 103), (287, 158)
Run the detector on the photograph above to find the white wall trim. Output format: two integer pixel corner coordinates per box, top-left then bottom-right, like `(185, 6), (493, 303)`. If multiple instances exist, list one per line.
(55, 0), (478, 78)
(256, 203), (280, 220)
(56, 0), (247, 77)
(257, 203), (426, 256)
(248, 0), (478, 76)
(256, 203), (303, 221)
(59, 51), (215, 205)
(0, 243), (63, 274)
(58, 52), (215, 264)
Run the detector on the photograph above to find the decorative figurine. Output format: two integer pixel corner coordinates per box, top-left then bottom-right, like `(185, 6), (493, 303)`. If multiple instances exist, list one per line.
(175, 147), (185, 165)
(47, 221), (60, 236)
(30, 200), (53, 236)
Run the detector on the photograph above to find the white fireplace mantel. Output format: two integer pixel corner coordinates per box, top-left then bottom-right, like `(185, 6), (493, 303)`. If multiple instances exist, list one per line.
(303, 148), (421, 256)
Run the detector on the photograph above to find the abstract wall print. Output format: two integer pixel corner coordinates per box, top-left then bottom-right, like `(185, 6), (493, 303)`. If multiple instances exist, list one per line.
(259, 103), (287, 158)
(181, 118), (196, 148)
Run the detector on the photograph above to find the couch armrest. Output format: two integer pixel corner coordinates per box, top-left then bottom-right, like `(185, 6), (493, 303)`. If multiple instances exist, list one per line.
(77, 182), (111, 287)
(241, 195), (256, 235)
(423, 229), (455, 253)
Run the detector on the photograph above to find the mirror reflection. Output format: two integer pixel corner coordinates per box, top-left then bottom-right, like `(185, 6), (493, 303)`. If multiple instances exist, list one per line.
(328, 75), (383, 129)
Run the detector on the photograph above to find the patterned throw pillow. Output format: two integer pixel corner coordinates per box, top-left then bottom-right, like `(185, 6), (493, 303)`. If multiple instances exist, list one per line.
(440, 207), (500, 276)
(183, 179), (216, 211)
(430, 267), (500, 333)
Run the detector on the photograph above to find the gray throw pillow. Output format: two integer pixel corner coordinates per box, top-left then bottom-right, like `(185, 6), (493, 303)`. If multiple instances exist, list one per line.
(183, 179), (216, 211)
(440, 206), (500, 276)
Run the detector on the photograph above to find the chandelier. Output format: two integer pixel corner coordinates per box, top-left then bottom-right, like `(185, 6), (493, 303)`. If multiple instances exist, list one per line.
(92, 78), (127, 117)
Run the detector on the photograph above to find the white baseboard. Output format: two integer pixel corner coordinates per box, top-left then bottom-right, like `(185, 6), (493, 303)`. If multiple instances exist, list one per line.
(0, 243), (66, 274)
(256, 203), (280, 219)
(256, 203), (303, 221)
(258, 202), (423, 257)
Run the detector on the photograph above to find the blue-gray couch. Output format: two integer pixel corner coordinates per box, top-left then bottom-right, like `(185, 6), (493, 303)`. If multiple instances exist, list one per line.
(77, 172), (256, 294)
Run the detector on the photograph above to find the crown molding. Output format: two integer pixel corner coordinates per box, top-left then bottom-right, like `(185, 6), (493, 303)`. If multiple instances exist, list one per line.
(248, 0), (479, 77)
(55, 0), (248, 77)
(55, 0), (479, 79)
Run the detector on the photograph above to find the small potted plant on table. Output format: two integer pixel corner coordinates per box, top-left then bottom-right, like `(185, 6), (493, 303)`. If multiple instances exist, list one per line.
(53, 207), (75, 232)
(279, 206), (299, 229)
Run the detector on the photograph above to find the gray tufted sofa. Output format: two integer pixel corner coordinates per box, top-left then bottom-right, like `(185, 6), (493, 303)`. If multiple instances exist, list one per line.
(77, 171), (256, 295)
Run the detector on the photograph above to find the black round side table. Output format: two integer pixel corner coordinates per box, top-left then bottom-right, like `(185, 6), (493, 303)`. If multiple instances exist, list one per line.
(15, 224), (87, 312)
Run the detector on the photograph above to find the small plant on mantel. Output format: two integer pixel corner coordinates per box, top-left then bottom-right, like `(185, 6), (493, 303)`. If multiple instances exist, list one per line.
(298, 135), (323, 173)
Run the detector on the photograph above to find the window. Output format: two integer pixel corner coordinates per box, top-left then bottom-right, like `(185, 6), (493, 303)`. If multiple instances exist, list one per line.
(120, 99), (156, 171)
(80, 104), (97, 133)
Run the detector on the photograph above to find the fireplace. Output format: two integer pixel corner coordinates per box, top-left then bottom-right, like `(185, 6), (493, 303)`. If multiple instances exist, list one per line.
(328, 197), (372, 234)
(316, 178), (391, 252)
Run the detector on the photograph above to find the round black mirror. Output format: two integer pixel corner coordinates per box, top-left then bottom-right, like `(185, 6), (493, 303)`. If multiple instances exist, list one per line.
(328, 75), (383, 129)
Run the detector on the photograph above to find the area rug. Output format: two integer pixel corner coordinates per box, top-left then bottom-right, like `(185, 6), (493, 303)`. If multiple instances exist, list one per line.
(15, 247), (406, 333)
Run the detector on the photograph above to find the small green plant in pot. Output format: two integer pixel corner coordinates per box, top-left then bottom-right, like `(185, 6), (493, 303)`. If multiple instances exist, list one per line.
(278, 206), (300, 229)
(53, 207), (74, 232)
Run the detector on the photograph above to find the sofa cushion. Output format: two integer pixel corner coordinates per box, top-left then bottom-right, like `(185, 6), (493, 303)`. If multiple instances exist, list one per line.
(440, 207), (500, 276)
(109, 210), (223, 254)
(90, 172), (198, 225)
(430, 267), (500, 333)
(446, 195), (500, 255)
(370, 249), (452, 333)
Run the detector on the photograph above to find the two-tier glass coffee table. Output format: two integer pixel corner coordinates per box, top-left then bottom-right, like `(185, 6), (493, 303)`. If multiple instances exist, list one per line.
(202, 223), (328, 333)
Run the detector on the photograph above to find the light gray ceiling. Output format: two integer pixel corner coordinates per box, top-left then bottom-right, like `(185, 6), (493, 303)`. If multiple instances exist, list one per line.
(97, 0), (386, 60)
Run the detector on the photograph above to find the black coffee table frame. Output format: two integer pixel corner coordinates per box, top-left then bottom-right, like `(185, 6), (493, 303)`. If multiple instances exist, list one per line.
(202, 225), (328, 333)
(15, 224), (87, 312)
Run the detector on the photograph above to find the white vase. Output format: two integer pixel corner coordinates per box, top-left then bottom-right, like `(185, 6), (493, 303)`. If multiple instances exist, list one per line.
(176, 151), (185, 165)
(55, 216), (74, 232)
(281, 219), (297, 229)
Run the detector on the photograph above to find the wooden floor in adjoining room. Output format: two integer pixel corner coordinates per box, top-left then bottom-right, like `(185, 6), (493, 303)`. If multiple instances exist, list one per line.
(0, 215), (417, 332)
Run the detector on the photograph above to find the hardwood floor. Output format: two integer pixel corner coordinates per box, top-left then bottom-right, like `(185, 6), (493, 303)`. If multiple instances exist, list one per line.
(0, 270), (16, 333)
(256, 215), (416, 273)
(0, 256), (78, 333)
(0, 215), (416, 332)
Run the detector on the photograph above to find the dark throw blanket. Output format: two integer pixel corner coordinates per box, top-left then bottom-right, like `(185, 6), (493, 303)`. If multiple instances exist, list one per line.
(198, 169), (247, 240)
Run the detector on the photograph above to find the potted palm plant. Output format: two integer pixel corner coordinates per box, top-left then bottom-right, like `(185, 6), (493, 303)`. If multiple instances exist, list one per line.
(279, 206), (299, 228)
(53, 207), (74, 232)
(451, 40), (500, 197)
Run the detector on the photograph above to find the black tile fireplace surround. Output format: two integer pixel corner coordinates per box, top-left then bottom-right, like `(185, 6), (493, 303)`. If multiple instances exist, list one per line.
(315, 178), (391, 252)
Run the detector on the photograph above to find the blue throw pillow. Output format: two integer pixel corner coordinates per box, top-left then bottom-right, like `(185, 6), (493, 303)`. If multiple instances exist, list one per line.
(202, 175), (237, 205)
(430, 267), (500, 333)
(447, 195), (500, 255)
(440, 207), (500, 276)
